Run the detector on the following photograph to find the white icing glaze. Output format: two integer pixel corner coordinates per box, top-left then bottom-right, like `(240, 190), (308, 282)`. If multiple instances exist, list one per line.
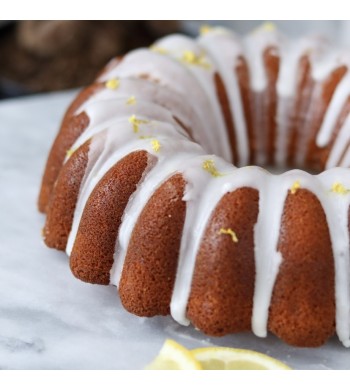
(76, 77), (204, 147)
(243, 26), (284, 93)
(57, 25), (350, 347)
(277, 36), (327, 98)
(275, 36), (327, 166)
(243, 26), (284, 166)
(199, 29), (250, 166)
(168, 165), (350, 345)
(153, 34), (232, 163)
(171, 155), (236, 325)
(317, 168), (350, 347)
(84, 99), (185, 139)
(292, 50), (350, 168)
(89, 29), (350, 171)
(96, 49), (219, 158)
(66, 119), (192, 256)
(111, 146), (204, 287)
(168, 163), (282, 330)
(326, 114), (350, 169)
(69, 98), (188, 151)
(312, 50), (350, 81)
(252, 173), (285, 337)
(317, 71), (350, 147)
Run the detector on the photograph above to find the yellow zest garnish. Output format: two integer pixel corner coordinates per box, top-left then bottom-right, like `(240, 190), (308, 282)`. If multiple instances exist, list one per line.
(150, 45), (169, 55)
(181, 50), (211, 70)
(200, 24), (214, 36)
(66, 148), (76, 158)
(202, 159), (224, 177)
(151, 139), (161, 153)
(290, 180), (301, 195)
(262, 22), (276, 32)
(128, 115), (150, 133)
(126, 96), (137, 105)
(331, 182), (350, 195)
(253, 22), (276, 35)
(105, 78), (120, 90)
(218, 228), (239, 243)
(139, 135), (153, 139)
(191, 346), (291, 370)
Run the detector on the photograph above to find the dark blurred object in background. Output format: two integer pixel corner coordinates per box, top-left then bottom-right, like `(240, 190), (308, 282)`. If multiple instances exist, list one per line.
(0, 21), (179, 99)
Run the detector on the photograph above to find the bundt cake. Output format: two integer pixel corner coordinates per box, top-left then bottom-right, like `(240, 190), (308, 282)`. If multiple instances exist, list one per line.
(39, 24), (350, 348)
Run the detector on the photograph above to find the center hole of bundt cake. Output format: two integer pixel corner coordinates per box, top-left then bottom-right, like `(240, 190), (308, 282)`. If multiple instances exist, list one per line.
(208, 71), (331, 174)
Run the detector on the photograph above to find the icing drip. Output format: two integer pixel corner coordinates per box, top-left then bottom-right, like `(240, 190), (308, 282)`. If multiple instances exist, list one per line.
(275, 36), (327, 166)
(318, 169), (350, 347)
(276, 36), (327, 98)
(252, 174), (284, 337)
(154, 34), (233, 163)
(199, 29), (250, 167)
(326, 115), (350, 168)
(171, 156), (235, 325)
(111, 145), (204, 287)
(317, 71), (350, 148)
(243, 26), (283, 93)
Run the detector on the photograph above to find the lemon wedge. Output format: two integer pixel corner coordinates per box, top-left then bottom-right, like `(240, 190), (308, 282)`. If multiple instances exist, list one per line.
(145, 339), (202, 370)
(191, 347), (291, 370)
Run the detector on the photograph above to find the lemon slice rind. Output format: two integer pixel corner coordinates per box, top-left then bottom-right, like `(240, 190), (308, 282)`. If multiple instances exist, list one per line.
(191, 347), (291, 370)
(146, 339), (202, 370)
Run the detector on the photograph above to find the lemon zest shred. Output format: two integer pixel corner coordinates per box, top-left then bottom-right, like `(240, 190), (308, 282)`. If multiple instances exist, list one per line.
(253, 22), (277, 35)
(200, 24), (214, 35)
(181, 50), (211, 70)
(66, 148), (76, 158)
(290, 180), (301, 195)
(218, 228), (239, 243)
(331, 182), (350, 195)
(261, 22), (276, 32)
(105, 78), (120, 90)
(126, 96), (137, 105)
(151, 139), (161, 153)
(150, 45), (169, 55)
(202, 159), (224, 177)
(128, 115), (150, 133)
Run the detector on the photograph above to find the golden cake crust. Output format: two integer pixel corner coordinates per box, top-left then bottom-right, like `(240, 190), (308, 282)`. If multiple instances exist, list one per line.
(187, 187), (259, 336)
(43, 140), (90, 249)
(70, 150), (152, 285)
(269, 189), (336, 347)
(39, 111), (90, 212)
(119, 174), (186, 317)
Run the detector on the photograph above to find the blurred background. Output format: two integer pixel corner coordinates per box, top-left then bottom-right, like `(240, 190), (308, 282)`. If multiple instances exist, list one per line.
(1, 20), (350, 100)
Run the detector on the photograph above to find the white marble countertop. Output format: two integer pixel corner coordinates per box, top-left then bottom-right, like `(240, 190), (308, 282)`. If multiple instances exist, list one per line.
(0, 92), (349, 369)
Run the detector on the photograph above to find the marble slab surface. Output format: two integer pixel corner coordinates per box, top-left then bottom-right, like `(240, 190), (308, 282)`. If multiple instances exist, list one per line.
(0, 92), (349, 369)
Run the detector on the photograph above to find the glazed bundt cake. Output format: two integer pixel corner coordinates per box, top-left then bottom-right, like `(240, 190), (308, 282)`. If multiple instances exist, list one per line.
(39, 24), (350, 348)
